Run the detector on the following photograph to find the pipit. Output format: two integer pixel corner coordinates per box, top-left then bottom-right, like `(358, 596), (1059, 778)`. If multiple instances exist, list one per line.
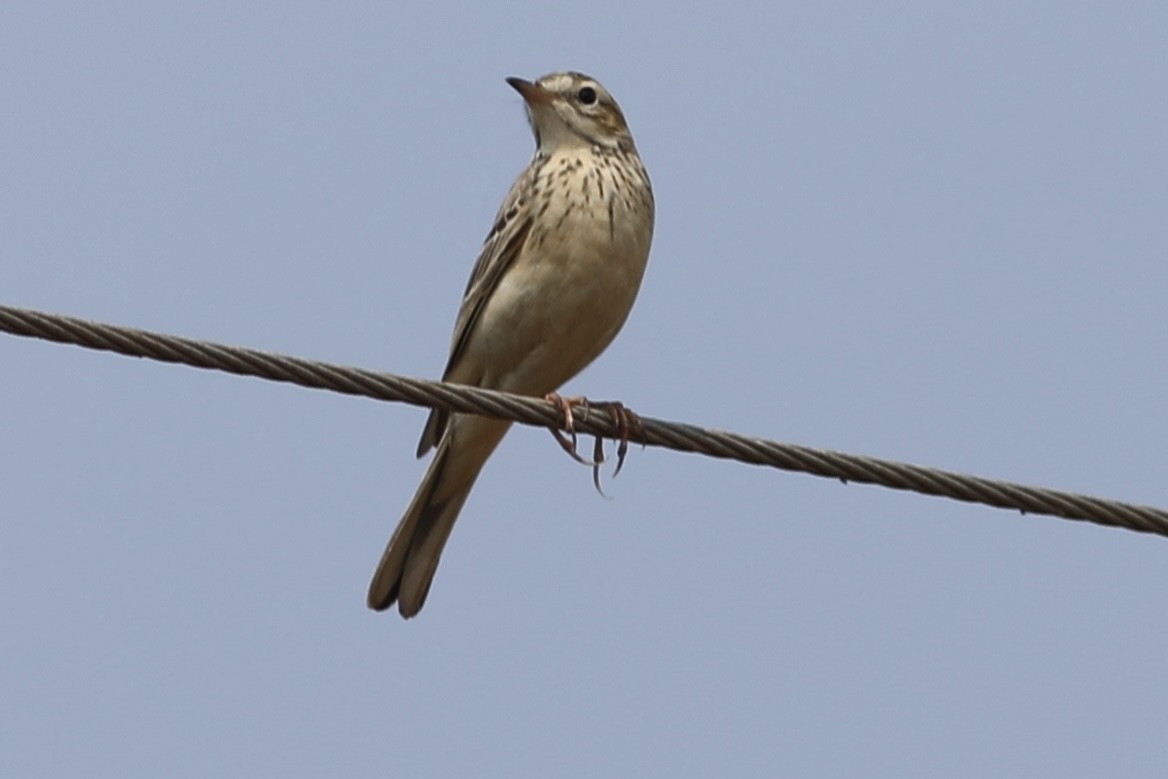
(367, 71), (655, 618)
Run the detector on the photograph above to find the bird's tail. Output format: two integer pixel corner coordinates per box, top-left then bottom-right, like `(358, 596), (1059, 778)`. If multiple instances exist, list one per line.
(367, 417), (506, 617)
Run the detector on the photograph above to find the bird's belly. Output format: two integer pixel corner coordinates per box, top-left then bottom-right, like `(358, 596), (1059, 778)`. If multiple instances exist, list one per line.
(470, 226), (648, 396)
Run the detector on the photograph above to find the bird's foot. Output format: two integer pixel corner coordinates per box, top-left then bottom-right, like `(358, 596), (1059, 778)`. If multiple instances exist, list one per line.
(544, 393), (644, 495)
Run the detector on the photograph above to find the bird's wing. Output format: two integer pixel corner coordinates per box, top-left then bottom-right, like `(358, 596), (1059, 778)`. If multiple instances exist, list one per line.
(416, 169), (535, 456)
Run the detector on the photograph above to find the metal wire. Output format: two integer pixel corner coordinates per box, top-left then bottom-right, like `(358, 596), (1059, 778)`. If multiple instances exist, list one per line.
(3, 302), (1166, 538)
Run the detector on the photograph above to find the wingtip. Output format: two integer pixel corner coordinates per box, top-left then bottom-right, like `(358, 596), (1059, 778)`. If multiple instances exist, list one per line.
(416, 408), (447, 458)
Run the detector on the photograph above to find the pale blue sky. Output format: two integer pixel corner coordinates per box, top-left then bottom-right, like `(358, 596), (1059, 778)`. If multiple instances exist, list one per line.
(3, 3), (1167, 776)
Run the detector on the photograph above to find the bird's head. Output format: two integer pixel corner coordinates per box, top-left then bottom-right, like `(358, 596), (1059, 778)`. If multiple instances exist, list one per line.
(506, 71), (635, 153)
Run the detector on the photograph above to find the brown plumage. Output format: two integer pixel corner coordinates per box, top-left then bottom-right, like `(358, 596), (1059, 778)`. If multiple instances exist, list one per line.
(367, 71), (654, 617)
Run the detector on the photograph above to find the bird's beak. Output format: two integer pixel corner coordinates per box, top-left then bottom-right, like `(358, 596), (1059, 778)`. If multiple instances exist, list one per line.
(506, 77), (554, 105)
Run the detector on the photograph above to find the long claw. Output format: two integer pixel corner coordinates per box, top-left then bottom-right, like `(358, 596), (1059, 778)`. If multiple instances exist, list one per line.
(545, 392), (597, 466)
(591, 434), (609, 497)
(613, 436), (630, 478)
(551, 427), (590, 464)
(612, 406), (645, 477)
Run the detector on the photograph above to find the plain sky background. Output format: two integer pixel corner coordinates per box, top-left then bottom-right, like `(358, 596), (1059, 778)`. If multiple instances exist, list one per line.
(3, 2), (1167, 776)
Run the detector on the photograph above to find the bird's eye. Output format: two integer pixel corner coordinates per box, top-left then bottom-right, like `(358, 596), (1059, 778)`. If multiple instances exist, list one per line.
(576, 86), (597, 105)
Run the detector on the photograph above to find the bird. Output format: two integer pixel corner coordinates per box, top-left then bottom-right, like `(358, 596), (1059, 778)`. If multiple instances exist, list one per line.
(367, 71), (655, 618)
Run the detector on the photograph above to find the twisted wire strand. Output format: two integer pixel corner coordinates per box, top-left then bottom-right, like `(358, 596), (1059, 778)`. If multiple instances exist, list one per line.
(3, 302), (1166, 538)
